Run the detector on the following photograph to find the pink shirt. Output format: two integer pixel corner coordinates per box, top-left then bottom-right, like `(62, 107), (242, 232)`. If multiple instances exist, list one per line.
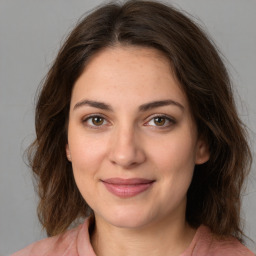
(12, 219), (254, 256)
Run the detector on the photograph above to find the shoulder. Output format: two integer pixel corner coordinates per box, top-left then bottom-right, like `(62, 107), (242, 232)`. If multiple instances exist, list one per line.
(11, 224), (83, 256)
(208, 235), (254, 256)
(187, 225), (255, 256)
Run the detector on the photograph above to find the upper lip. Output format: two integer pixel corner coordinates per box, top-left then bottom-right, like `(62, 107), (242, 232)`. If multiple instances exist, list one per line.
(102, 178), (155, 185)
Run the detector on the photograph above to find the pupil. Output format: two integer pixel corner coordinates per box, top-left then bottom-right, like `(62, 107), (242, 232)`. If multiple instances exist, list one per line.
(154, 117), (165, 126)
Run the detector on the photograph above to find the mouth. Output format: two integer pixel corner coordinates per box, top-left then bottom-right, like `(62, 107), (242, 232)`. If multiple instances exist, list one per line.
(101, 178), (155, 198)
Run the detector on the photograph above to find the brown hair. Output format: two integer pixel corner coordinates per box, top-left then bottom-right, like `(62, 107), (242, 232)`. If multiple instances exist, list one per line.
(28, 0), (252, 241)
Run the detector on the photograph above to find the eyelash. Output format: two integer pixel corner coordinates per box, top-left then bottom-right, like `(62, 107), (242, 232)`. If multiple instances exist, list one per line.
(82, 114), (109, 129)
(145, 114), (176, 128)
(82, 114), (176, 129)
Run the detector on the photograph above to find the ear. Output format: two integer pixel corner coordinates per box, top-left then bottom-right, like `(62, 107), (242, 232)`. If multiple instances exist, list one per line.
(195, 138), (210, 165)
(66, 144), (72, 162)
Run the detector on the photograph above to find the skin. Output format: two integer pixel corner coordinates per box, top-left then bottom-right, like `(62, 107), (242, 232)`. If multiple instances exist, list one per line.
(66, 46), (209, 256)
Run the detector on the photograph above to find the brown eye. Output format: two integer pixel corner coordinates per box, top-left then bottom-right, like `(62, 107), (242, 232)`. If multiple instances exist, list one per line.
(153, 117), (166, 126)
(91, 116), (104, 126)
(84, 115), (107, 127)
(146, 115), (175, 128)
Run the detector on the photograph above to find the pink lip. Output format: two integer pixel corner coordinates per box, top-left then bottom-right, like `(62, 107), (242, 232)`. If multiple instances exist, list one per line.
(101, 178), (155, 198)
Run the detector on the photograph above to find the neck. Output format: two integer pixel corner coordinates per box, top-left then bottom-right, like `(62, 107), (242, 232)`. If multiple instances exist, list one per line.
(91, 214), (196, 256)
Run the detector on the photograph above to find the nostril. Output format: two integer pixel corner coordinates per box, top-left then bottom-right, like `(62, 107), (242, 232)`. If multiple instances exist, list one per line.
(108, 129), (146, 168)
(109, 147), (146, 168)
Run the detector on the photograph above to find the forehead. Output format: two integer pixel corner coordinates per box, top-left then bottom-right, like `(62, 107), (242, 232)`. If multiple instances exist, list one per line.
(71, 46), (188, 110)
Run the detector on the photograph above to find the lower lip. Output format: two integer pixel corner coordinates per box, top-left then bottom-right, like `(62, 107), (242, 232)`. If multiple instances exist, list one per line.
(102, 182), (154, 198)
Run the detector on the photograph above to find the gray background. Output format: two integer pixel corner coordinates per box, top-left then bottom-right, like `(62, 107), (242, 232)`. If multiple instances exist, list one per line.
(0, 0), (255, 255)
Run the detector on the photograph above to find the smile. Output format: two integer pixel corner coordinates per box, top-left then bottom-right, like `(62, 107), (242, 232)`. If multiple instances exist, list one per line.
(101, 178), (155, 198)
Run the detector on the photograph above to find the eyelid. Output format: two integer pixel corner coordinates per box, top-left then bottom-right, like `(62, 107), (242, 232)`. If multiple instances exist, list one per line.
(82, 113), (110, 128)
(81, 113), (176, 129)
(144, 114), (176, 127)
(82, 113), (105, 121)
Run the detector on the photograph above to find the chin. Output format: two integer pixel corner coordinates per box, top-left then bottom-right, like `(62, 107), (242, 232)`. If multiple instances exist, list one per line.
(99, 206), (157, 230)
(110, 217), (151, 229)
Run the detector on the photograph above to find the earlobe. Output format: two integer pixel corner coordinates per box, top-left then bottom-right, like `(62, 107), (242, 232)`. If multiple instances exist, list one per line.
(195, 139), (210, 165)
(66, 144), (72, 162)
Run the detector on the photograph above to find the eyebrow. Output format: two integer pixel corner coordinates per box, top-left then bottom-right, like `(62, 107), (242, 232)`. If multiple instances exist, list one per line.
(138, 100), (184, 112)
(73, 99), (184, 112)
(73, 100), (113, 111)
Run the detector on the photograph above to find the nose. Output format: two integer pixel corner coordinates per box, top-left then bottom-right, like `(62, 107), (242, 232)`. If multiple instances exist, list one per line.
(108, 126), (146, 169)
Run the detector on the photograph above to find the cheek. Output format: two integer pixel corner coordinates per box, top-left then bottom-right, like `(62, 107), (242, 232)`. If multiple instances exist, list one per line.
(151, 130), (197, 172)
(68, 133), (108, 208)
(69, 130), (107, 167)
(67, 128), (109, 195)
(149, 128), (197, 194)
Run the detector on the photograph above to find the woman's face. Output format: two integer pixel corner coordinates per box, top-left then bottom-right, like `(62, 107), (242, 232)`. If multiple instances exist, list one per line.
(66, 46), (209, 229)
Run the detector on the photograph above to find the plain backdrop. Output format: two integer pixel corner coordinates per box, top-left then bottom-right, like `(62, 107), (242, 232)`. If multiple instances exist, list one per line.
(0, 0), (255, 255)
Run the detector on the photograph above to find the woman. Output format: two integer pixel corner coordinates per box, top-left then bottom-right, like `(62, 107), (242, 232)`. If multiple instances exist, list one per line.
(12, 0), (254, 255)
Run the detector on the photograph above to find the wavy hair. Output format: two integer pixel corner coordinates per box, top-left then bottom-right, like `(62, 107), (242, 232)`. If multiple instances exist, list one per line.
(28, 0), (252, 240)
